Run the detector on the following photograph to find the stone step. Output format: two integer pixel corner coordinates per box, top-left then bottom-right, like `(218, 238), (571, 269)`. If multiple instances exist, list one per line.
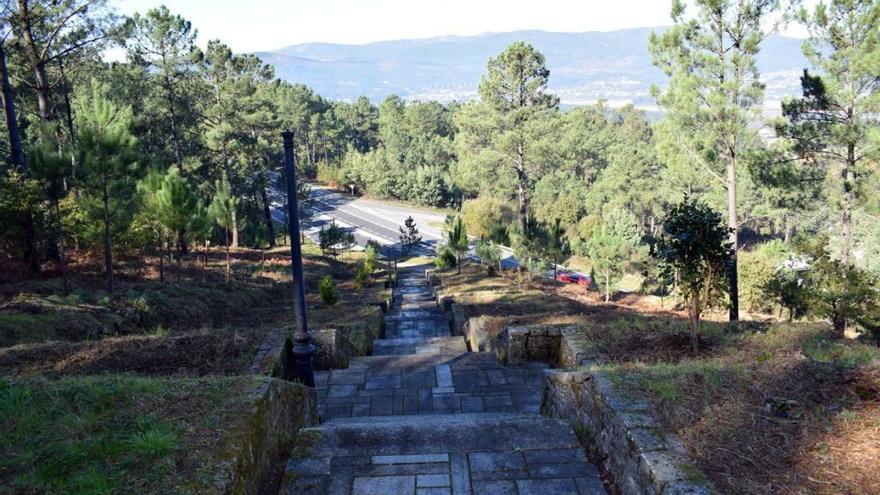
(313, 352), (547, 420)
(372, 336), (468, 356)
(281, 413), (606, 495)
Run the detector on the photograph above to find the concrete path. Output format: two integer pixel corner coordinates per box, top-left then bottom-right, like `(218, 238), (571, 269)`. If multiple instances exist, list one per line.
(280, 267), (606, 495)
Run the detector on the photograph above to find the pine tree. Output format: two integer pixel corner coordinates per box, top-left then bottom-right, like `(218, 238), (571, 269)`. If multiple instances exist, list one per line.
(546, 218), (570, 284)
(208, 178), (239, 282)
(75, 82), (140, 292)
(446, 216), (469, 274)
(127, 6), (197, 170)
(153, 168), (200, 282)
(649, 0), (792, 322)
(476, 42), (559, 231)
(511, 213), (547, 281)
(28, 137), (72, 293)
(398, 215), (422, 254)
(776, 0), (880, 267)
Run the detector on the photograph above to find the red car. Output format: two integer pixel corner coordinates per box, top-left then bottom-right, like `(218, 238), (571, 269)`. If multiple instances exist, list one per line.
(556, 272), (592, 287)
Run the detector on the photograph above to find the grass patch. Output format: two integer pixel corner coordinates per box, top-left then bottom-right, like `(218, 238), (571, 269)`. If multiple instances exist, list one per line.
(0, 374), (251, 494)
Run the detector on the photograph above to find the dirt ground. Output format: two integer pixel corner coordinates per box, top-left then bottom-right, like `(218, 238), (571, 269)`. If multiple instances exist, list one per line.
(437, 263), (880, 495)
(0, 327), (267, 377)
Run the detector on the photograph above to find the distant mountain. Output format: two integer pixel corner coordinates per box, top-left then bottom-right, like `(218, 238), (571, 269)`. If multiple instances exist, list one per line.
(255, 28), (808, 108)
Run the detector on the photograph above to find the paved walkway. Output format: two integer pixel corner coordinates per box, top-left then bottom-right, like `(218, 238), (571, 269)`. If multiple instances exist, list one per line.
(281, 267), (606, 495)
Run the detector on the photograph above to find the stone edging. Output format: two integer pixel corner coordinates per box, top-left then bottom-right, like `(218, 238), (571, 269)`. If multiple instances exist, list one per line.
(212, 377), (318, 494)
(463, 318), (717, 495)
(542, 369), (715, 495)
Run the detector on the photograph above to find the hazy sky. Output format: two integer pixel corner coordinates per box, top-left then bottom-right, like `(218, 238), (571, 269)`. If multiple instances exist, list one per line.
(113, 0), (810, 52)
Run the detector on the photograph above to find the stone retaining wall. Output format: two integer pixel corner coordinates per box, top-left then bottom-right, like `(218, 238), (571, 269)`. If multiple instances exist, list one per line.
(213, 377), (318, 495)
(542, 369), (714, 495)
(457, 318), (715, 495)
(312, 327), (351, 369)
(467, 322), (598, 369)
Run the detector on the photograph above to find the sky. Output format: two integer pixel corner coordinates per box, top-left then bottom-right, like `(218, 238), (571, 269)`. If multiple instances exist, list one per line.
(110, 0), (678, 52)
(112, 0), (812, 53)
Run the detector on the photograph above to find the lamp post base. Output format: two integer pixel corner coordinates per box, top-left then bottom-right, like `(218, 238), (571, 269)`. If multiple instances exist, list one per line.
(293, 341), (316, 387)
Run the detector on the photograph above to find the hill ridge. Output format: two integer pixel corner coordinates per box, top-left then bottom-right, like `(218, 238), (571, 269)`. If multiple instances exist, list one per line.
(255, 27), (807, 106)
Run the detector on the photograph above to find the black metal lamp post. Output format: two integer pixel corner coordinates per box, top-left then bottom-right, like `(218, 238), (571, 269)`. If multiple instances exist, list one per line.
(282, 130), (315, 387)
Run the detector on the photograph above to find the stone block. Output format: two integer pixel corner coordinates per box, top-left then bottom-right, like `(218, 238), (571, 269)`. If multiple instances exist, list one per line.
(516, 478), (578, 495)
(312, 327), (350, 370)
(352, 475), (415, 495)
(468, 451), (525, 472)
(372, 453), (449, 465)
(472, 480), (517, 495)
(418, 474), (451, 487)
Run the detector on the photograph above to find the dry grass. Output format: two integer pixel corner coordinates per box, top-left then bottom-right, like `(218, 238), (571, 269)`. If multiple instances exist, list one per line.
(0, 327), (264, 377)
(436, 264), (880, 495)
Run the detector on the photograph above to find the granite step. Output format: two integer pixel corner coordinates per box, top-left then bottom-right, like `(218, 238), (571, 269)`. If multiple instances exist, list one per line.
(313, 352), (547, 420)
(281, 413), (606, 495)
(372, 336), (467, 356)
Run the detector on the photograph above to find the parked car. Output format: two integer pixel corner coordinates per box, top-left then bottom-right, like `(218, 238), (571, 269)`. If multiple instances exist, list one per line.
(556, 272), (592, 287)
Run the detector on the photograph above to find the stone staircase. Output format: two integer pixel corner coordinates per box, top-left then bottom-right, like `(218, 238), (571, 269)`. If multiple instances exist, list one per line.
(280, 266), (606, 495)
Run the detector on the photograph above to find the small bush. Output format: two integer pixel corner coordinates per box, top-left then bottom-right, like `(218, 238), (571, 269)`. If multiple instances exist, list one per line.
(738, 241), (787, 313)
(476, 240), (502, 274)
(461, 196), (515, 241)
(354, 264), (369, 289)
(318, 275), (339, 305)
(364, 241), (380, 273)
(435, 248), (457, 271)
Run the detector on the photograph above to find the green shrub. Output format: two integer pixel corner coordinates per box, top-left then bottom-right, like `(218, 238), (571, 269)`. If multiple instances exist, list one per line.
(354, 264), (369, 289)
(798, 239), (880, 338)
(764, 266), (810, 321)
(461, 196), (515, 241)
(476, 240), (502, 274)
(364, 241), (380, 273)
(738, 240), (787, 313)
(435, 248), (457, 271)
(318, 275), (339, 305)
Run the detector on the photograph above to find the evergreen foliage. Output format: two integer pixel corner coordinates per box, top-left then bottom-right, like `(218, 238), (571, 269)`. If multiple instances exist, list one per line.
(398, 216), (422, 254)
(318, 275), (339, 305)
(653, 197), (734, 350)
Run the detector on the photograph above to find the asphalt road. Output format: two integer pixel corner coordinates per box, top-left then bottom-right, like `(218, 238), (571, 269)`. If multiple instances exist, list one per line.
(269, 183), (564, 276)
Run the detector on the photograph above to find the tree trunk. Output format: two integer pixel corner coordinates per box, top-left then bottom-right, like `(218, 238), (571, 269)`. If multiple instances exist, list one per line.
(832, 304), (846, 338)
(605, 272), (611, 303)
(841, 146), (855, 266)
(57, 59), (76, 141)
(222, 142), (239, 247)
(103, 181), (113, 292)
(727, 155), (739, 323)
(159, 240), (165, 283)
(162, 67), (184, 170)
(0, 42), (38, 273)
(177, 244), (182, 283)
(225, 227), (231, 282)
(515, 143), (528, 232)
(260, 183), (276, 247)
(0, 43), (26, 172)
(690, 296), (701, 352)
(17, 0), (54, 121)
(54, 200), (71, 294)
